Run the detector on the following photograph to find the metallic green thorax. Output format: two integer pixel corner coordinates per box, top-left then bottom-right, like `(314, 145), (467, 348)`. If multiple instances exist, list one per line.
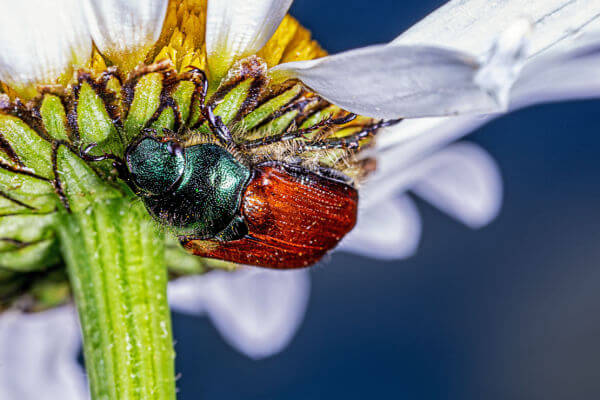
(126, 137), (251, 238)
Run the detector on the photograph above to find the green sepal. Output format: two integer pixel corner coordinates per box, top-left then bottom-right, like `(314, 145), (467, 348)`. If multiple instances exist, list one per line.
(0, 213), (57, 252)
(0, 115), (54, 178)
(124, 73), (163, 140)
(77, 83), (120, 147)
(300, 104), (337, 129)
(0, 239), (60, 272)
(151, 108), (175, 131)
(0, 168), (57, 213)
(242, 83), (302, 130)
(54, 145), (122, 212)
(172, 81), (195, 124)
(40, 94), (70, 141)
(26, 268), (71, 311)
(213, 79), (253, 125)
(165, 239), (207, 276)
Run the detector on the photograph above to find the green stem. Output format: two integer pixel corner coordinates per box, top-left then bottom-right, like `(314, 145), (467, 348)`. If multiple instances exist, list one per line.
(58, 198), (176, 400)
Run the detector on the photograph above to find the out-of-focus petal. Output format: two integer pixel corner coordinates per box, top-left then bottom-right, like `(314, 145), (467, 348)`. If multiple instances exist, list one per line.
(169, 268), (310, 359)
(410, 143), (503, 228)
(339, 196), (422, 260)
(206, 0), (293, 81)
(0, 0), (91, 97)
(395, 0), (600, 58)
(363, 116), (493, 207)
(82, 0), (168, 70)
(344, 142), (501, 259)
(0, 307), (87, 400)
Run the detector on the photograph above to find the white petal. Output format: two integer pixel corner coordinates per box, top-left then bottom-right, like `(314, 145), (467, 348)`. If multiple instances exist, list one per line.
(339, 196), (422, 260)
(395, 0), (600, 58)
(361, 141), (501, 230)
(272, 44), (506, 119)
(474, 19), (532, 108)
(344, 142), (501, 259)
(0, 0), (91, 94)
(511, 30), (600, 108)
(82, 0), (168, 68)
(206, 0), (293, 80)
(0, 307), (87, 400)
(369, 31), (600, 196)
(169, 268), (310, 359)
(363, 116), (493, 207)
(410, 143), (503, 228)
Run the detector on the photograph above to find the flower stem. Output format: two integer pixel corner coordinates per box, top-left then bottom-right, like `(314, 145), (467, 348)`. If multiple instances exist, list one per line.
(58, 198), (176, 399)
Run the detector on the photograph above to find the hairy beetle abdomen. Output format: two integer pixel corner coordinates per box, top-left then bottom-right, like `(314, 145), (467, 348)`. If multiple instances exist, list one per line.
(183, 163), (358, 268)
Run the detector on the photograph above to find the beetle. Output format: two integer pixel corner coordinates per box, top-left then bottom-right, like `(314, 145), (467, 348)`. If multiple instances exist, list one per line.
(123, 133), (358, 268)
(81, 67), (396, 269)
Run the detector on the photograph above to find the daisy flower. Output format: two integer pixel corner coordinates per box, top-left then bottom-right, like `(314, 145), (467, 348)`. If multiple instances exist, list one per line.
(0, 0), (599, 398)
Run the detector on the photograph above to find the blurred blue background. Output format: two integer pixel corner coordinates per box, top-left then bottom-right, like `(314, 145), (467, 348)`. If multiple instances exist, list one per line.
(174, 1), (600, 399)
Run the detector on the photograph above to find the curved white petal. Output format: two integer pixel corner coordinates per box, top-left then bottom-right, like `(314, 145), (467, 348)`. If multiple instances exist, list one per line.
(368, 33), (600, 202)
(339, 196), (422, 260)
(0, 307), (87, 400)
(272, 19), (530, 119)
(273, 45), (500, 119)
(169, 268), (310, 359)
(364, 5), (600, 213)
(474, 19), (532, 108)
(82, 0), (168, 68)
(395, 0), (600, 58)
(511, 31), (600, 108)
(0, 0), (91, 95)
(206, 0), (293, 80)
(345, 142), (501, 259)
(362, 140), (501, 225)
(363, 116), (494, 208)
(410, 143), (503, 228)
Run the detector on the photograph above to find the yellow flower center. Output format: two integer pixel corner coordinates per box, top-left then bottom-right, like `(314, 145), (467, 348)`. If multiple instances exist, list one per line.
(3, 0), (326, 100)
(94, 0), (326, 76)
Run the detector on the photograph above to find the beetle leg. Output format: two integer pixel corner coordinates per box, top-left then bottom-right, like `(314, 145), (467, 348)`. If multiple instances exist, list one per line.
(181, 68), (235, 146)
(181, 68), (209, 129)
(203, 105), (233, 144)
(299, 118), (402, 151)
(241, 113), (357, 149)
(79, 143), (109, 162)
(78, 142), (130, 183)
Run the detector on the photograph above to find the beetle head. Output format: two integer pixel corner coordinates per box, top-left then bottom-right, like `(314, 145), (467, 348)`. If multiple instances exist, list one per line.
(125, 135), (186, 197)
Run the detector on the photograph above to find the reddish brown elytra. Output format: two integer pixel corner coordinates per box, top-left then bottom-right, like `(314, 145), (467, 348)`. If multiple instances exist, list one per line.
(182, 163), (358, 268)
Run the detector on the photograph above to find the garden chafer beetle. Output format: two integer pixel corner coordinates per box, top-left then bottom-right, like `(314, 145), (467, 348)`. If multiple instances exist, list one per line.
(81, 60), (398, 269)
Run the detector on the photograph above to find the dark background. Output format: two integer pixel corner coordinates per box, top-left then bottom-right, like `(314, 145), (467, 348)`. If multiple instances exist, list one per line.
(174, 1), (600, 399)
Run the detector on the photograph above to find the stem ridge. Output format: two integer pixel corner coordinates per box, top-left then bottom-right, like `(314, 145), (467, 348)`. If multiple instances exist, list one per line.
(59, 198), (175, 400)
